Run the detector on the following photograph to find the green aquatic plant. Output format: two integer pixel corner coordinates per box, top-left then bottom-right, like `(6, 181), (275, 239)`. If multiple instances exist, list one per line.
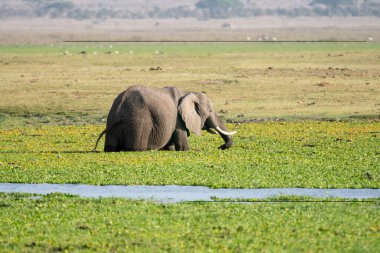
(0, 122), (378, 188)
(0, 193), (379, 252)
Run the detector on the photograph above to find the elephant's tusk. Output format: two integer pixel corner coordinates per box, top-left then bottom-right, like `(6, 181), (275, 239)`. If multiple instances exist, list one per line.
(216, 126), (237, 136)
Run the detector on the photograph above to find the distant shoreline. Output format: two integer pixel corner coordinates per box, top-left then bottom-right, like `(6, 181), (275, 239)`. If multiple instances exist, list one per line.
(1, 16), (379, 44)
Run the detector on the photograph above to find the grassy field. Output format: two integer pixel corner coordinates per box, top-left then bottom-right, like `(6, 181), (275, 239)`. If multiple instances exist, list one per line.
(0, 42), (379, 127)
(0, 43), (379, 252)
(0, 193), (379, 253)
(0, 122), (379, 188)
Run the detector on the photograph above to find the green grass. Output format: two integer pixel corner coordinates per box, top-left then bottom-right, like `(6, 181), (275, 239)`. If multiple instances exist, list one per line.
(1, 42), (379, 55)
(0, 43), (379, 252)
(0, 193), (379, 252)
(211, 195), (380, 203)
(0, 122), (378, 188)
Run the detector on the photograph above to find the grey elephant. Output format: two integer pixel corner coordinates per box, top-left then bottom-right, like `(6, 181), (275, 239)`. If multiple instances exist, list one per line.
(93, 85), (236, 152)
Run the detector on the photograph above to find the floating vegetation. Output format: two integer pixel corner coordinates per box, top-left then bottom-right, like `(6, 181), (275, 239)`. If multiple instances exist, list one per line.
(0, 122), (378, 188)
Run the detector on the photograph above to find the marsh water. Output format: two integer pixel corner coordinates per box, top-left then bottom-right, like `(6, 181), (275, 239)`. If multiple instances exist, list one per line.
(0, 183), (379, 203)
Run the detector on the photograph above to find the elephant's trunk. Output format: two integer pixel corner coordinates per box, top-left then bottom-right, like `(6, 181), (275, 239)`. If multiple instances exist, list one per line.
(215, 122), (234, 150)
(206, 113), (235, 150)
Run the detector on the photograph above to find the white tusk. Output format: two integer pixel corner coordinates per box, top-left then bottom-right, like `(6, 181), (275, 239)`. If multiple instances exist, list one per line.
(216, 126), (237, 136)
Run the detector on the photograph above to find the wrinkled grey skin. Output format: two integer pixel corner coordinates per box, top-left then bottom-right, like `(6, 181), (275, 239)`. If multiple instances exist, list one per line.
(93, 85), (233, 152)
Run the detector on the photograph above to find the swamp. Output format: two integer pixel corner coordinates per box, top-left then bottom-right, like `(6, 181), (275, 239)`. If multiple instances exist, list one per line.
(0, 42), (379, 252)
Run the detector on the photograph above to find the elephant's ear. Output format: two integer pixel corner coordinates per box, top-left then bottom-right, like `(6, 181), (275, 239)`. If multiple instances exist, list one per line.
(178, 93), (202, 136)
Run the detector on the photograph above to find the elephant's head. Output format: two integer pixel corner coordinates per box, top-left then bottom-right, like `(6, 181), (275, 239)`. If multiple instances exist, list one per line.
(178, 92), (235, 150)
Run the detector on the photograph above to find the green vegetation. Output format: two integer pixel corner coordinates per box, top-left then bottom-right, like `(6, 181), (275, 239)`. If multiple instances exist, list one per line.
(195, 0), (244, 18)
(0, 193), (379, 252)
(0, 43), (379, 252)
(0, 43), (379, 188)
(211, 195), (380, 203)
(0, 121), (378, 188)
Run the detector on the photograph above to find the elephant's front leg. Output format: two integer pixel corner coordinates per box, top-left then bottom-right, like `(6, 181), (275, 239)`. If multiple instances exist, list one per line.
(172, 128), (189, 151)
(160, 143), (175, 151)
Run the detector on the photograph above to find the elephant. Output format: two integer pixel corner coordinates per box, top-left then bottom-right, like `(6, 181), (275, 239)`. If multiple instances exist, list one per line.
(93, 85), (236, 152)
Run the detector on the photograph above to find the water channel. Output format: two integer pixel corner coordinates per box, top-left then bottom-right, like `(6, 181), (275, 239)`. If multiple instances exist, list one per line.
(1, 183), (379, 203)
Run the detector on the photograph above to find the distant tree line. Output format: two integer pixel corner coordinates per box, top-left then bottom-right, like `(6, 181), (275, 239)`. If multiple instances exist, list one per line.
(0, 0), (379, 19)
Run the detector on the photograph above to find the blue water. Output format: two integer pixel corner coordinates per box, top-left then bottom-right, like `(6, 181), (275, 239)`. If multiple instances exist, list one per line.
(0, 183), (379, 203)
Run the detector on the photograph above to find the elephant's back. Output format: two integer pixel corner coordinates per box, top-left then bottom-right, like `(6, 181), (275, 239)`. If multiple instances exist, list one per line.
(124, 87), (176, 116)
(140, 89), (177, 149)
(109, 87), (177, 150)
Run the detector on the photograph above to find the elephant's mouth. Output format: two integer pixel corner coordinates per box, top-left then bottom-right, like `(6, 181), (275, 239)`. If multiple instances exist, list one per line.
(203, 126), (236, 136)
(204, 127), (217, 134)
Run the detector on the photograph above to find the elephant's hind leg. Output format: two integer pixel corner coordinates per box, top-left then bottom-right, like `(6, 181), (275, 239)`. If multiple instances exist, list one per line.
(104, 123), (124, 152)
(104, 145), (122, 152)
(122, 123), (151, 151)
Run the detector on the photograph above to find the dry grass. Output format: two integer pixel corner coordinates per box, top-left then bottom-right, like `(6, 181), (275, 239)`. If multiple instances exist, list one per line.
(0, 42), (379, 127)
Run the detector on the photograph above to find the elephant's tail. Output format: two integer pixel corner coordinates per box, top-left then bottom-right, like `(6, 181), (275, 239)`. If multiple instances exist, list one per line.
(92, 128), (107, 152)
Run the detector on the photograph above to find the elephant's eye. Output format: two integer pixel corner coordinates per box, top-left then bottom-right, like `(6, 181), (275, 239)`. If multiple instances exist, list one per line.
(194, 103), (201, 114)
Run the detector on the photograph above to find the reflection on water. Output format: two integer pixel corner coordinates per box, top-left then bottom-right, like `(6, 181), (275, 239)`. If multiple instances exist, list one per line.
(0, 183), (379, 203)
